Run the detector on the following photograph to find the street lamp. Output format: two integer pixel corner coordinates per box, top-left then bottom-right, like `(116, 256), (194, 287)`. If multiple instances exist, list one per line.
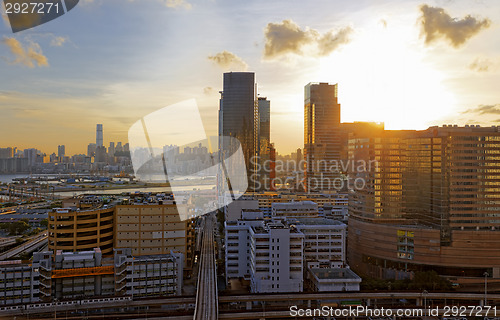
(422, 290), (428, 310)
(484, 272), (489, 306)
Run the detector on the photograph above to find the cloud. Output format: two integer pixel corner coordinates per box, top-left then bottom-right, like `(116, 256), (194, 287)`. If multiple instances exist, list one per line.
(1, 37), (48, 68)
(203, 87), (217, 95)
(1, 5), (9, 28)
(469, 58), (492, 72)
(208, 50), (248, 71)
(263, 19), (353, 60)
(161, 0), (191, 9)
(419, 5), (491, 48)
(50, 36), (68, 47)
(462, 104), (500, 115)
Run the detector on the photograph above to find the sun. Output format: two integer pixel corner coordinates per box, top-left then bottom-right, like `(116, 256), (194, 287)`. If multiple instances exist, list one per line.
(316, 20), (457, 130)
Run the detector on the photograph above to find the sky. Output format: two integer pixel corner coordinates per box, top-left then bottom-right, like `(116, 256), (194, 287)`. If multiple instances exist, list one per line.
(0, 0), (499, 155)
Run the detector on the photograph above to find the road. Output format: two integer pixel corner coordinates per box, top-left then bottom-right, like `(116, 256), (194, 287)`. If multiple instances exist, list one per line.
(193, 214), (218, 320)
(0, 231), (47, 260)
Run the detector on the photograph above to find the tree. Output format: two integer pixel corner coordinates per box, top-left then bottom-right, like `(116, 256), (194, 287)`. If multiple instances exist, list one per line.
(8, 220), (30, 235)
(40, 218), (49, 228)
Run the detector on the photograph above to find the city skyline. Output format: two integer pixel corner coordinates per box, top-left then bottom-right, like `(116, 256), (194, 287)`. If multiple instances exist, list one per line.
(1, 0), (499, 155)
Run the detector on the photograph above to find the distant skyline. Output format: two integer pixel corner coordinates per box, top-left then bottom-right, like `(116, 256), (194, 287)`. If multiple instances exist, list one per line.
(1, 0), (499, 155)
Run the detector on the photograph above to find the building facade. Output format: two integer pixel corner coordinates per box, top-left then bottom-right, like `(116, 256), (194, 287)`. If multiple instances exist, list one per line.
(304, 82), (341, 192)
(348, 125), (500, 289)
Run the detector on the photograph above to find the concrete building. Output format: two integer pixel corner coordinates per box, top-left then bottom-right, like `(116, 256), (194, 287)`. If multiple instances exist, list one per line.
(304, 82), (341, 192)
(249, 221), (304, 293)
(307, 268), (361, 292)
(114, 248), (183, 298)
(39, 248), (115, 300)
(48, 202), (195, 272)
(0, 260), (40, 305)
(224, 198), (259, 222)
(271, 201), (319, 218)
(348, 125), (500, 289)
(114, 204), (193, 260)
(219, 72), (258, 191)
(287, 218), (346, 269)
(96, 124), (103, 147)
(0, 248), (184, 306)
(48, 207), (115, 255)
(225, 210), (265, 280)
(225, 210), (350, 293)
(57, 145), (65, 159)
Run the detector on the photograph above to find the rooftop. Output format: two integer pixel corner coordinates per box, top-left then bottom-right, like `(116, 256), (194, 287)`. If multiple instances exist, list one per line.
(310, 268), (361, 280)
(288, 218), (345, 226)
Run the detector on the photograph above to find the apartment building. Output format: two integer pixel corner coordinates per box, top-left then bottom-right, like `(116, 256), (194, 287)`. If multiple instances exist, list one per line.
(271, 201), (319, 218)
(225, 212), (350, 293)
(0, 248), (184, 305)
(225, 210), (265, 280)
(0, 260), (40, 306)
(249, 221), (304, 293)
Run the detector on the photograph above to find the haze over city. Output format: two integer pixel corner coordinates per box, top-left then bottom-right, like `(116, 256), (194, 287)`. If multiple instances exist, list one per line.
(1, 0), (499, 155)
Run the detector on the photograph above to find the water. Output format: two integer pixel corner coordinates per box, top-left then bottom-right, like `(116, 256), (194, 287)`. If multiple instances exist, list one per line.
(53, 184), (215, 197)
(0, 174), (30, 184)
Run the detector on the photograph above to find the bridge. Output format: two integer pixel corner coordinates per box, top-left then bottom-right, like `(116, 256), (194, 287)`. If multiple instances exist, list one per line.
(193, 214), (218, 320)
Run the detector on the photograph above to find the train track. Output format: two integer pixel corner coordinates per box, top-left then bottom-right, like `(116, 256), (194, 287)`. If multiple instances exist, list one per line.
(193, 214), (218, 320)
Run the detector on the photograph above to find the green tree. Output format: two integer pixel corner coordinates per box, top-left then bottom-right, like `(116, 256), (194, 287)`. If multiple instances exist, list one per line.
(8, 220), (30, 236)
(40, 218), (48, 228)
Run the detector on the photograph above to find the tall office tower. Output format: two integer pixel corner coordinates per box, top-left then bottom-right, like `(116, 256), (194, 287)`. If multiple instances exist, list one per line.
(348, 125), (500, 289)
(219, 72), (258, 190)
(96, 124), (103, 147)
(109, 142), (115, 156)
(258, 97), (271, 190)
(304, 82), (341, 192)
(57, 145), (65, 158)
(87, 143), (97, 157)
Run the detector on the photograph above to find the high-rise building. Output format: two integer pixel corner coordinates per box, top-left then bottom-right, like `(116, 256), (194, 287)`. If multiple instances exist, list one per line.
(87, 143), (97, 158)
(108, 142), (115, 157)
(0, 147), (14, 159)
(219, 72), (258, 190)
(348, 125), (500, 289)
(258, 97), (272, 190)
(96, 124), (103, 147)
(304, 82), (341, 192)
(57, 145), (65, 158)
(23, 148), (39, 167)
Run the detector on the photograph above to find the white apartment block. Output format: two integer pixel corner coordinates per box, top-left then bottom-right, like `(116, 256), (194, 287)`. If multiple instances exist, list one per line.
(249, 221), (304, 293)
(225, 212), (349, 293)
(225, 210), (264, 280)
(287, 218), (346, 269)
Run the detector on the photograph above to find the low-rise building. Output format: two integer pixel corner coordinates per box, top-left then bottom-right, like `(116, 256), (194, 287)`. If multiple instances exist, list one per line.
(271, 201), (319, 218)
(307, 268), (361, 292)
(0, 260), (40, 306)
